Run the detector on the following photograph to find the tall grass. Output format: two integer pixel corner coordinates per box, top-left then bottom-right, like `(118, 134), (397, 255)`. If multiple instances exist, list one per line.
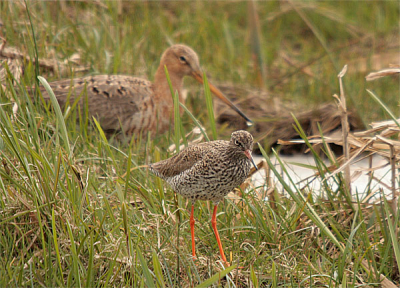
(0, 1), (399, 287)
(1, 82), (399, 285)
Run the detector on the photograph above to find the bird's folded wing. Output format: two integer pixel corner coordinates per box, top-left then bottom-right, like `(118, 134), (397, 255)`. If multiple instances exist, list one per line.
(38, 75), (154, 133)
(150, 142), (217, 178)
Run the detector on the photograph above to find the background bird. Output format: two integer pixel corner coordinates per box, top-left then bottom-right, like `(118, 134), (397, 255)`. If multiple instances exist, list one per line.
(37, 44), (252, 138)
(149, 130), (258, 266)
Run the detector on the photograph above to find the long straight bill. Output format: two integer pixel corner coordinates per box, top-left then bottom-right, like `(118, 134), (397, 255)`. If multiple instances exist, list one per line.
(245, 150), (258, 170)
(192, 71), (253, 126)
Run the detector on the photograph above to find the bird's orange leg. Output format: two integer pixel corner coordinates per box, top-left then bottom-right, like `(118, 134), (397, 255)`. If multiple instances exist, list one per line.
(211, 205), (230, 266)
(190, 204), (196, 259)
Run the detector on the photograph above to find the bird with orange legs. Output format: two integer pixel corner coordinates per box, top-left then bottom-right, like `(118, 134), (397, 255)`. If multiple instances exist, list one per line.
(150, 130), (257, 266)
(38, 44), (252, 138)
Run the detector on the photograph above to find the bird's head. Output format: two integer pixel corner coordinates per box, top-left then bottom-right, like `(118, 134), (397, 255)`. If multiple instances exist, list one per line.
(230, 130), (258, 170)
(160, 44), (201, 78)
(159, 44), (253, 126)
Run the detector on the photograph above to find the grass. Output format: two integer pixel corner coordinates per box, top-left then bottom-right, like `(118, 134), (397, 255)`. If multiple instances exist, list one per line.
(0, 1), (399, 287)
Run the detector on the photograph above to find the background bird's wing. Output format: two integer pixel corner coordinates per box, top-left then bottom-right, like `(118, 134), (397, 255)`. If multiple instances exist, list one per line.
(39, 75), (154, 133)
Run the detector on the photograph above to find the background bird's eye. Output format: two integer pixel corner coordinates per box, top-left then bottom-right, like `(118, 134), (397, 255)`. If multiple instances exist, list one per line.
(179, 56), (186, 62)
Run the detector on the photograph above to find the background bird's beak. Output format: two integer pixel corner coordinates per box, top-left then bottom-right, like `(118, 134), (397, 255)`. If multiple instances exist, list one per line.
(192, 71), (253, 126)
(244, 150), (258, 170)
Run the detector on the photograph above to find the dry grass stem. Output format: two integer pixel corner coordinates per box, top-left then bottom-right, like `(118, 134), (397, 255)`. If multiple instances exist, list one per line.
(336, 64), (351, 194)
(361, 259), (398, 288)
(366, 68), (400, 81)
(279, 113), (400, 201)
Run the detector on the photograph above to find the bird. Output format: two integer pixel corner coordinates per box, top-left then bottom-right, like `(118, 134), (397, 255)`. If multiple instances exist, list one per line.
(38, 44), (252, 138)
(149, 130), (258, 266)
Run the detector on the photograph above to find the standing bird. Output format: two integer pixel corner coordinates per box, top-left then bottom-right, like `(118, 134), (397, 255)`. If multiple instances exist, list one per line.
(149, 130), (257, 266)
(38, 44), (252, 138)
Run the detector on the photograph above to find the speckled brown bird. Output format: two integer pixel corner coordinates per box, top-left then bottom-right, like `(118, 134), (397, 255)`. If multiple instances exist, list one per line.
(149, 130), (257, 266)
(39, 44), (251, 138)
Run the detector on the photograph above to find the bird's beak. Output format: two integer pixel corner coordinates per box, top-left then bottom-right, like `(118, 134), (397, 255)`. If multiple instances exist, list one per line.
(244, 149), (258, 170)
(192, 71), (253, 126)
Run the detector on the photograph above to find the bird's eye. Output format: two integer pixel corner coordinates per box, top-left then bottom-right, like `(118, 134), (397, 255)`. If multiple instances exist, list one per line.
(179, 56), (186, 63)
(234, 140), (241, 147)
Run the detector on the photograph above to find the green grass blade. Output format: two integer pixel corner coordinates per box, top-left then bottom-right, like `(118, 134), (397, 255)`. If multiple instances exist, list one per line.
(152, 250), (166, 288)
(248, 0), (266, 87)
(179, 102), (210, 142)
(260, 144), (344, 252)
(66, 219), (81, 287)
(250, 265), (259, 288)
(366, 89), (400, 129)
(194, 264), (237, 288)
(383, 199), (400, 275)
(137, 249), (156, 288)
(164, 65), (186, 151)
(51, 208), (63, 278)
(203, 73), (217, 140)
(25, 0), (40, 87)
(338, 210), (363, 280)
(288, 0), (338, 73)
(271, 261), (277, 288)
(85, 233), (94, 288)
(102, 243), (122, 287)
(37, 76), (71, 157)
(173, 88), (181, 151)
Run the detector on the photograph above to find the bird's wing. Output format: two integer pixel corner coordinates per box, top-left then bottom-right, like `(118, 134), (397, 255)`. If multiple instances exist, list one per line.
(150, 141), (222, 178)
(39, 75), (154, 133)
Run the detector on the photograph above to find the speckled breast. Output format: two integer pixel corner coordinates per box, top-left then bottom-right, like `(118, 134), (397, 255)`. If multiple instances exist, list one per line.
(169, 157), (251, 203)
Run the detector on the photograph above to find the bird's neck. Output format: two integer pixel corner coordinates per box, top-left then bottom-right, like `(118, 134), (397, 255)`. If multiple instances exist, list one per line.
(151, 66), (185, 134)
(154, 66), (185, 105)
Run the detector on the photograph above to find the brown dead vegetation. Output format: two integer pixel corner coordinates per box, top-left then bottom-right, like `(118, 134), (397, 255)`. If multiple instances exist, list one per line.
(214, 83), (364, 154)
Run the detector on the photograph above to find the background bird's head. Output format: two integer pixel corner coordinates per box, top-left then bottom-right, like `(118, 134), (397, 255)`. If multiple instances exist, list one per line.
(160, 44), (201, 78)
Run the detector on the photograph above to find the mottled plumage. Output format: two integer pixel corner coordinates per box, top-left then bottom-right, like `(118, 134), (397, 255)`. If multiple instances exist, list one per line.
(150, 131), (255, 203)
(39, 44), (251, 138)
(149, 130), (257, 266)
